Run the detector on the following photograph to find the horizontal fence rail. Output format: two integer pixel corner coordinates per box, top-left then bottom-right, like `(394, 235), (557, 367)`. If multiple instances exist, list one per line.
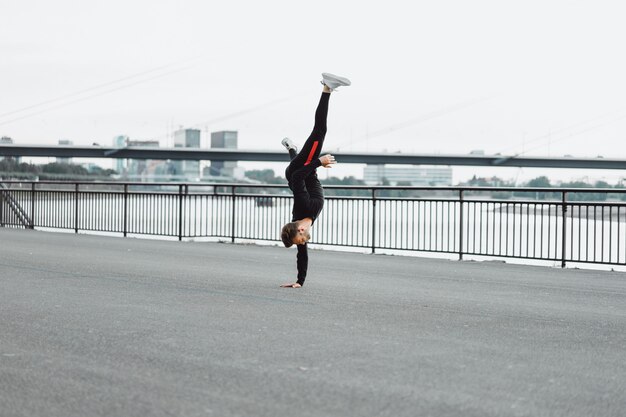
(1, 180), (626, 267)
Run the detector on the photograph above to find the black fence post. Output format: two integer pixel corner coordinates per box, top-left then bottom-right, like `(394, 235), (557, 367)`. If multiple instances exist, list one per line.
(231, 186), (236, 243)
(371, 188), (377, 254)
(74, 183), (79, 233)
(30, 182), (36, 229)
(123, 184), (128, 237)
(0, 188), (4, 227)
(561, 191), (568, 268)
(178, 184), (184, 241)
(459, 189), (464, 260)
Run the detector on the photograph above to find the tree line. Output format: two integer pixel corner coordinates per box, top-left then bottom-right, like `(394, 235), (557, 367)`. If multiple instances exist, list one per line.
(460, 175), (626, 201)
(245, 170), (626, 201)
(0, 158), (116, 180)
(2, 161), (624, 201)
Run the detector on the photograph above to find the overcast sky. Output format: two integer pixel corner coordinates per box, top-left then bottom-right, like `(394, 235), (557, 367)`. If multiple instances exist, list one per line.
(2, 0), (625, 182)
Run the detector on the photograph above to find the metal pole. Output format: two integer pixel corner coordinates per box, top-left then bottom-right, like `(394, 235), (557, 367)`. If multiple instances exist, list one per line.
(371, 188), (377, 254)
(561, 191), (568, 268)
(0, 187), (4, 227)
(178, 184), (183, 241)
(123, 184), (128, 237)
(30, 182), (36, 229)
(459, 190), (464, 260)
(231, 186), (236, 243)
(74, 183), (79, 233)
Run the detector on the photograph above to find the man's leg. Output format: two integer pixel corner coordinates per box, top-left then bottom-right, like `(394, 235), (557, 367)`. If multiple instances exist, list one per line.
(281, 137), (298, 160)
(298, 89), (330, 165)
(286, 89), (331, 177)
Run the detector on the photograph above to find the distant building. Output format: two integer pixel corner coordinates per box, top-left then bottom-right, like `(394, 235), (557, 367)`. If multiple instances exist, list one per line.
(126, 139), (160, 180)
(173, 128), (201, 179)
(112, 135), (129, 174)
(209, 131), (238, 178)
(363, 165), (453, 186)
(56, 139), (73, 164)
(112, 137), (177, 181)
(0, 136), (19, 162)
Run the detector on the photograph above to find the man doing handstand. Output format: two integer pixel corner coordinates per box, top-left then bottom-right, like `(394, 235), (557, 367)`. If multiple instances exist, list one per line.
(280, 73), (351, 288)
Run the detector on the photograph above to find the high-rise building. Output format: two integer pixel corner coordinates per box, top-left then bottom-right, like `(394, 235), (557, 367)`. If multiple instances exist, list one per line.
(173, 128), (201, 179)
(112, 135), (129, 174)
(363, 165), (453, 186)
(209, 131), (238, 178)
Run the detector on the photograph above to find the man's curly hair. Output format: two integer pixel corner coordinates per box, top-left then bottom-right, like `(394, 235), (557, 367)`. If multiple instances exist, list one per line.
(281, 222), (299, 248)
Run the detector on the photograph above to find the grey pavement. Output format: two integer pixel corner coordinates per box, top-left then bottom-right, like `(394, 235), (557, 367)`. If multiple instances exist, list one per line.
(1, 228), (625, 417)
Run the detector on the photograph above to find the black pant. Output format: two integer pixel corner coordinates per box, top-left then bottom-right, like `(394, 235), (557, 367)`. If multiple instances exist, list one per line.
(285, 92), (330, 179)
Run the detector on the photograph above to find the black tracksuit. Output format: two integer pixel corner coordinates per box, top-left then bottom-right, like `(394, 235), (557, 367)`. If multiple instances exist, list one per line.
(284, 92), (330, 286)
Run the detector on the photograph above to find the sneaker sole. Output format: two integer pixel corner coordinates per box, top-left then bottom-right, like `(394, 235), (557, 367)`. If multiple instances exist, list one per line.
(322, 72), (351, 87)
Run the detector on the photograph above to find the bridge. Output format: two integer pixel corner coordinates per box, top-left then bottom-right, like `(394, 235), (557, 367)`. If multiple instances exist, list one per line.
(2, 144), (626, 169)
(1, 227), (625, 417)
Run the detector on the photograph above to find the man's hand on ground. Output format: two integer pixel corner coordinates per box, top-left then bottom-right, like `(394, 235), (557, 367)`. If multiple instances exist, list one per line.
(319, 154), (336, 168)
(280, 283), (302, 288)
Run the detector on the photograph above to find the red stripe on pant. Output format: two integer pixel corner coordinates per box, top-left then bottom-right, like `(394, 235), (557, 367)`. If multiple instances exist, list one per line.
(304, 141), (319, 166)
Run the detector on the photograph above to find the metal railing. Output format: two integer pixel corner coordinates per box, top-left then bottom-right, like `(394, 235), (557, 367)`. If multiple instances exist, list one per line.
(0, 183), (33, 228)
(1, 180), (625, 267)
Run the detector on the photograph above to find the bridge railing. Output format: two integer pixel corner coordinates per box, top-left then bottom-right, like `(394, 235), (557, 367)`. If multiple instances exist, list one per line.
(1, 180), (625, 267)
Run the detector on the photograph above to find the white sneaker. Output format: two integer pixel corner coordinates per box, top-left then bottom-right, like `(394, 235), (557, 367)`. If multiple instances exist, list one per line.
(321, 73), (351, 91)
(281, 137), (297, 152)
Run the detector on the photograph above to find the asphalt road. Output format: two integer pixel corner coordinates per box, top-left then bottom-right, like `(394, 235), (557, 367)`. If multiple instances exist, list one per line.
(1, 228), (625, 417)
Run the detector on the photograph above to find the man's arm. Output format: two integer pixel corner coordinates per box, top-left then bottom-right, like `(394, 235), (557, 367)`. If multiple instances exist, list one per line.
(289, 154), (334, 198)
(296, 243), (308, 286)
(289, 159), (322, 199)
(280, 243), (307, 288)
(305, 172), (324, 200)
